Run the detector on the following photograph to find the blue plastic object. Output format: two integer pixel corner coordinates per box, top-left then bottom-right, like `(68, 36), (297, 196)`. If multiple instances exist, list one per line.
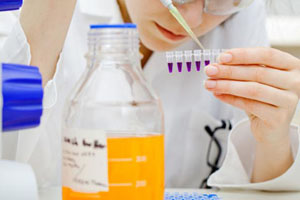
(165, 192), (221, 200)
(2, 63), (43, 132)
(0, 0), (22, 11)
(90, 23), (137, 29)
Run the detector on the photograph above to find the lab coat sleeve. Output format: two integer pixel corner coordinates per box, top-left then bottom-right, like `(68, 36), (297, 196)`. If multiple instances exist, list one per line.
(207, 119), (300, 191)
(0, 16), (30, 64)
(0, 19), (58, 108)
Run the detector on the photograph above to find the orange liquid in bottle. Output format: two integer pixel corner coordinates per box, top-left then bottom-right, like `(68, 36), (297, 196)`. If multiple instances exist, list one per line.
(62, 134), (165, 200)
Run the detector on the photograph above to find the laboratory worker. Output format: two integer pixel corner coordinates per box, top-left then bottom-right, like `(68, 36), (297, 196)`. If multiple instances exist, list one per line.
(0, 0), (300, 191)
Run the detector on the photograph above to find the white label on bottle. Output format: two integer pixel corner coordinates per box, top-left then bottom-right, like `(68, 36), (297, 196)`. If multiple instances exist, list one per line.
(62, 129), (108, 193)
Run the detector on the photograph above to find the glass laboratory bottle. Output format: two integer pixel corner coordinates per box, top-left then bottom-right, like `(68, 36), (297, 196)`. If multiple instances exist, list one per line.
(62, 24), (165, 200)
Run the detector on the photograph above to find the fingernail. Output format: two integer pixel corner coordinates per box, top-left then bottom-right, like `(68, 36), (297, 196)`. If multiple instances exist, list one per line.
(205, 80), (217, 89)
(218, 53), (232, 63)
(205, 65), (218, 76)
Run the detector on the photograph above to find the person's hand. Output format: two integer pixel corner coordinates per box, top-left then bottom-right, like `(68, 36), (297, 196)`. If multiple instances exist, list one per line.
(204, 48), (300, 144)
(204, 48), (300, 182)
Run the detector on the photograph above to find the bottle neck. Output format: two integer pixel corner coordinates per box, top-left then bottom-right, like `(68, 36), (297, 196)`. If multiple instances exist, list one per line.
(87, 28), (140, 60)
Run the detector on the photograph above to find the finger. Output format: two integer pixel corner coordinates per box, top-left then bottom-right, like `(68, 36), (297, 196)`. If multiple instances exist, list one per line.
(205, 64), (291, 90)
(214, 93), (277, 122)
(218, 48), (300, 70)
(205, 80), (296, 108)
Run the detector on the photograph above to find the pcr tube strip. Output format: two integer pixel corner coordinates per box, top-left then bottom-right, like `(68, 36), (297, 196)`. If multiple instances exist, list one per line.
(166, 49), (226, 73)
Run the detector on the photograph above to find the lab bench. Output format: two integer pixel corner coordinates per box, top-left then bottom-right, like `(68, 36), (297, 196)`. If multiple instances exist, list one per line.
(39, 187), (300, 200)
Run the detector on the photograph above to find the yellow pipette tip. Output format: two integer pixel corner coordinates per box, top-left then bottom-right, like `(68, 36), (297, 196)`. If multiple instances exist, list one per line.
(168, 4), (205, 50)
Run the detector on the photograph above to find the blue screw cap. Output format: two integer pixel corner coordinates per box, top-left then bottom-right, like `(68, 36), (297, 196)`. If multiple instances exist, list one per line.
(2, 63), (43, 132)
(90, 23), (137, 29)
(0, 0), (23, 11)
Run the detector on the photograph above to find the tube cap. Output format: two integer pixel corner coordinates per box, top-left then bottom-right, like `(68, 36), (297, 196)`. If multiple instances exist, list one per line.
(0, 0), (22, 11)
(2, 63), (43, 132)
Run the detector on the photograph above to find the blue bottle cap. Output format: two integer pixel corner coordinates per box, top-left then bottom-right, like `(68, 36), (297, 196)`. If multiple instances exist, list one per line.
(0, 0), (23, 11)
(90, 23), (137, 29)
(2, 63), (43, 132)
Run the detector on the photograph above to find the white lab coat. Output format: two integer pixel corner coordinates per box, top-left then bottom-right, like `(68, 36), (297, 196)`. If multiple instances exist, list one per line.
(0, 0), (300, 191)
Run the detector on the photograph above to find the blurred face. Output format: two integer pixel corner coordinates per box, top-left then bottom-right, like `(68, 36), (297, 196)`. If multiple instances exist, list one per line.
(122, 0), (230, 51)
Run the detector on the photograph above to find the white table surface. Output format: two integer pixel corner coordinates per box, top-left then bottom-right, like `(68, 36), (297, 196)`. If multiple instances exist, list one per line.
(39, 187), (300, 200)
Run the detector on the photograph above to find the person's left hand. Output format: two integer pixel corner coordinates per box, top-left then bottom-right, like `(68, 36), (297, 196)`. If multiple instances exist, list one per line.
(204, 48), (300, 182)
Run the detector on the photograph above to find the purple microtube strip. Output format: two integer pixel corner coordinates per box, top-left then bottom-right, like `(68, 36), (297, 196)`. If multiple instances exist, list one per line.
(168, 63), (173, 73)
(186, 62), (192, 72)
(195, 61), (201, 71)
(177, 62), (183, 72)
(205, 60), (210, 66)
